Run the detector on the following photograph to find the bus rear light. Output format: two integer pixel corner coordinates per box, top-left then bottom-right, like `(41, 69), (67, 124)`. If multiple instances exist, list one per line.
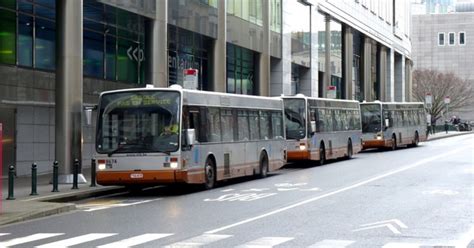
(170, 157), (178, 168)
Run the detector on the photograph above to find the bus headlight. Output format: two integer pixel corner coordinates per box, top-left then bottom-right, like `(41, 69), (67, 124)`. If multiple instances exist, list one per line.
(299, 144), (306, 151)
(98, 160), (106, 170)
(170, 162), (178, 169)
(376, 136), (383, 140)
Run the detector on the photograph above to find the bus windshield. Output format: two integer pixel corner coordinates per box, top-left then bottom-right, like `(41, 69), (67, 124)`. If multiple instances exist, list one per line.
(283, 99), (306, 139)
(361, 104), (382, 133)
(96, 91), (181, 155)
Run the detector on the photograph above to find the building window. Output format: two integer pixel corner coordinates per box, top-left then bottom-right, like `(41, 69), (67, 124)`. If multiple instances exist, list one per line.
(226, 43), (256, 95)
(0, 8), (16, 65)
(226, 0), (263, 26)
(35, 18), (56, 70)
(448, 32), (455, 45)
(459, 32), (466, 45)
(438, 33), (445, 46)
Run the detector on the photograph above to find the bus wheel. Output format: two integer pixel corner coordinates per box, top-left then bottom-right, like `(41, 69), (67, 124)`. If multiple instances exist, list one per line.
(204, 158), (216, 189)
(319, 144), (326, 165)
(391, 135), (397, 151)
(346, 139), (353, 159)
(259, 152), (269, 178)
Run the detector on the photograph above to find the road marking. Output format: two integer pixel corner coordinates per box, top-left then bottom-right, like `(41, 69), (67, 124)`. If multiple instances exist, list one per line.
(36, 233), (116, 248)
(204, 147), (468, 234)
(422, 189), (459, 196)
(204, 193), (277, 202)
(0, 233), (10, 237)
(164, 234), (232, 247)
(221, 189), (236, 192)
(78, 199), (161, 212)
(97, 233), (173, 248)
(353, 219), (408, 234)
(308, 239), (355, 248)
(452, 225), (474, 248)
(382, 243), (420, 248)
(236, 237), (294, 247)
(241, 188), (270, 192)
(0, 233), (63, 247)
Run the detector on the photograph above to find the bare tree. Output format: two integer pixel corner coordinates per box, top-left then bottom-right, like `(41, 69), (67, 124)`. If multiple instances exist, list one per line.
(413, 69), (473, 122)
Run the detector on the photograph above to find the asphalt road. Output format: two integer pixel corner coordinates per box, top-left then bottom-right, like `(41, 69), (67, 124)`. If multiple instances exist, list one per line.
(1, 134), (473, 248)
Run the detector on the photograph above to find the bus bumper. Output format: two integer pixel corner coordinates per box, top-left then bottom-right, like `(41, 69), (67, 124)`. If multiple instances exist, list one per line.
(287, 150), (310, 161)
(362, 139), (387, 149)
(97, 170), (194, 186)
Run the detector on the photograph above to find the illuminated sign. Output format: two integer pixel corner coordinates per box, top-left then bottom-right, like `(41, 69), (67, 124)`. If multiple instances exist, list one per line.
(116, 95), (172, 107)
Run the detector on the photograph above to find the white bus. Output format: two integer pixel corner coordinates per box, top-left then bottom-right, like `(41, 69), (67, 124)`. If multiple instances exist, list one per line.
(360, 102), (427, 150)
(94, 85), (287, 189)
(282, 95), (362, 164)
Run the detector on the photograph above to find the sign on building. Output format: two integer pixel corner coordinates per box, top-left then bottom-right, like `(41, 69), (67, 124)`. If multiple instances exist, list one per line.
(327, 85), (337, 99)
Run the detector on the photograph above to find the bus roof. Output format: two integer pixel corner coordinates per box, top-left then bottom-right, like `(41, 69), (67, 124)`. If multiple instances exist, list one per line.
(99, 85), (283, 110)
(281, 95), (360, 104)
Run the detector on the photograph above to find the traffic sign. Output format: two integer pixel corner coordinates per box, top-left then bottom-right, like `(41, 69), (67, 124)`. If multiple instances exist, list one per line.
(425, 93), (432, 104)
(183, 68), (199, 90)
(327, 85), (336, 99)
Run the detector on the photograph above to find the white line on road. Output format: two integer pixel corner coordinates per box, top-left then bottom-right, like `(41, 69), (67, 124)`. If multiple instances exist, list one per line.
(164, 234), (232, 248)
(452, 225), (474, 248)
(236, 237), (294, 248)
(0, 233), (10, 237)
(36, 233), (116, 248)
(382, 243), (420, 248)
(97, 233), (173, 248)
(0, 233), (63, 247)
(353, 224), (402, 234)
(205, 147), (469, 234)
(308, 239), (356, 248)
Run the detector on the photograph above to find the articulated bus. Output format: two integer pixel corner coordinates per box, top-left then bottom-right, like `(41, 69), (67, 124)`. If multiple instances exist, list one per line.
(360, 102), (427, 150)
(94, 85), (287, 189)
(282, 95), (362, 164)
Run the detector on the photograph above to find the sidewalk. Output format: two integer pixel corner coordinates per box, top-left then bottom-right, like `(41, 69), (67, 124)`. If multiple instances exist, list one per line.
(0, 131), (472, 227)
(0, 168), (125, 226)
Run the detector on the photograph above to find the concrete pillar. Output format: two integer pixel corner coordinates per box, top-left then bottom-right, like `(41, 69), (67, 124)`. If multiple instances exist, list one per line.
(388, 48), (395, 101)
(323, 14), (331, 98)
(212, 0), (227, 92)
(55, 0), (85, 183)
(309, 4), (319, 97)
(379, 46), (387, 101)
(258, 0), (270, 96)
(394, 53), (405, 102)
(343, 26), (353, 100)
(405, 59), (412, 102)
(146, 0), (168, 87)
(363, 36), (372, 101)
(272, 0), (292, 96)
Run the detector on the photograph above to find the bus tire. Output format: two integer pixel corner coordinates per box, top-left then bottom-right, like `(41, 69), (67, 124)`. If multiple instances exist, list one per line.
(204, 157), (216, 189)
(346, 139), (353, 159)
(259, 152), (269, 178)
(319, 143), (326, 165)
(391, 135), (397, 151)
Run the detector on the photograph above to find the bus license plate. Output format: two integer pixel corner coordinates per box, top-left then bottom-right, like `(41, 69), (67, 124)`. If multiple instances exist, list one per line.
(130, 173), (143, 179)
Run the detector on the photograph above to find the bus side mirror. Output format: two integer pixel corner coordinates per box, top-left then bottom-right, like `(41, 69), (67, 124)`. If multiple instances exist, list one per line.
(384, 119), (390, 129)
(186, 129), (196, 146)
(84, 105), (97, 126)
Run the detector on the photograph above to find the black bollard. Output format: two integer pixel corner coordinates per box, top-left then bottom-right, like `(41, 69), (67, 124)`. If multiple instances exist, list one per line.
(90, 159), (97, 187)
(30, 163), (38, 196)
(52, 161), (59, 192)
(6, 165), (15, 200)
(72, 159), (79, 189)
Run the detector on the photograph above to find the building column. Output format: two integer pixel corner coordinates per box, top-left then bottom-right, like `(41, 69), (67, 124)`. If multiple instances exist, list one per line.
(394, 53), (404, 102)
(388, 48), (395, 101)
(405, 59), (412, 102)
(212, 0), (227, 92)
(323, 14), (331, 98)
(146, 0), (168, 87)
(379, 46), (387, 101)
(343, 26), (353, 100)
(56, 0), (85, 183)
(272, 0), (292, 96)
(363, 36), (372, 101)
(258, 0), (270, 96)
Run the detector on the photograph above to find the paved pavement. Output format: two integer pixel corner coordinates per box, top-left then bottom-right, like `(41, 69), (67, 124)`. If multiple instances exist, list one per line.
(0, 131), (472, 228)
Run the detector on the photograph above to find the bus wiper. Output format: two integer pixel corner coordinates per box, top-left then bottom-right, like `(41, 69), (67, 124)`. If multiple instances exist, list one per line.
(107, 145), (127, 157)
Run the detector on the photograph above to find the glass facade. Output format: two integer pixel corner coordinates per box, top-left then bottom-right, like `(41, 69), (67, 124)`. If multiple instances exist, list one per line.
(227, 0), (263, 26)
(168, 25), (213, 90)
(317, 12), (326, 73)
(288, 1), (311, 67)
(330, 19), (342, 98)
(83, 0), (146, 84)
(0, 0), (145, 84)
(270, 0), (282, 33)
(226, 43), (256, 95)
